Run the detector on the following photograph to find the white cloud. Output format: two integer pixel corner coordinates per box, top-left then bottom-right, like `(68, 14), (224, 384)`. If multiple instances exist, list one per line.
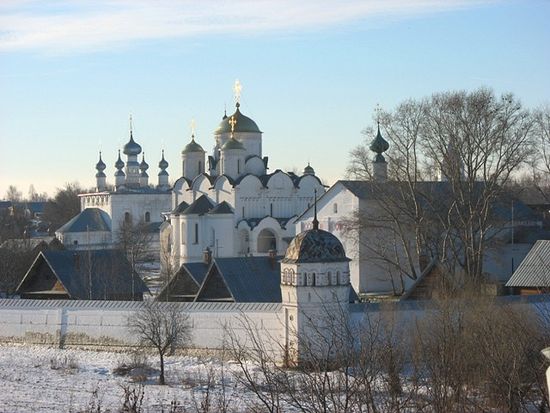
(0, 0), (495, 53)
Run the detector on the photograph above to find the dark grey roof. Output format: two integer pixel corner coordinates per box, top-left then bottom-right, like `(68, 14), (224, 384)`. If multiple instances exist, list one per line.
(18, 250), (149, 299)
(56, 208), (111, 233)
(183, 261), (210, 285)
(207, 256), (283, 302)
(282, 229), (350, 264)
(0, 201), (12, 209)
(298, 180), (542, 223)
(195, 256), (358, 303)
(209, 201), (233, 214)
(506, 240), (550, 288)
(238, 216), (293, 230)
(181, 195), (215, 215)
(172, 200), (190, 215)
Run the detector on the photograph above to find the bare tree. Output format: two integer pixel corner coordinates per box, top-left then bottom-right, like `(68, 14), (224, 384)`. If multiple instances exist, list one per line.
(128, 301), (191, 385)
(42, 182), (83, 233)
(5, 185), (22, 202)
(346, 88), (537, 288)
(117, 219), (154, 299)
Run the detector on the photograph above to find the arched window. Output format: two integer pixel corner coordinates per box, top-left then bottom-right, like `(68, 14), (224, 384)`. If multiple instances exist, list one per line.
(337, 271), (342, 284)
(198, 160), (202, 174)
(257, 228), (277, 253)
(331, 271), (338, 285)
(327, 271), (332, 286)
(237, 159), (241, 174)
(210, 227), (215, 248)
(290, 269), (296, 285)
(297, 272), (304, 286)
(182, 160), (185, 175)
(145, 211), (151, 222)
(124, 212), (131, 223)
(333, 203), (338, 214)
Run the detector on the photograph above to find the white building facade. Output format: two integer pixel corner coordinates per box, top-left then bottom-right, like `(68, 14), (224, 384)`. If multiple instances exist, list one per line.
(163, 100), (325, 269)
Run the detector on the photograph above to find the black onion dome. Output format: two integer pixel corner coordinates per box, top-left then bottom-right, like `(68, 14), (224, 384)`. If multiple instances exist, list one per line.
(114, 151), (125, 169)
(282, 229), (350, 264)
(369, 125), (389, 162)
(215, 104), (261, 134)
(123, 133), (142, 156)
(139, 154), (149, 171)
(158, 151), (169, 169)
(95, 153), (106, 172)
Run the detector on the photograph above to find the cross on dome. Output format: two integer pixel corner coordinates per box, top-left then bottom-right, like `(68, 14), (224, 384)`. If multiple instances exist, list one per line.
(229, 116), (237, 134)
(191, 119), (196, 139)
(233, 79), (242, 105)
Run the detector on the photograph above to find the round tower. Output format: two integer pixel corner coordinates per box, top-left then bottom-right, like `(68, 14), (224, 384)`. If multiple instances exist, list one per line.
(214, 81), (262, 160)
(220, 116), (246, 180)
(280, 195), (351, 366)
(95, 151), (107, 191)
(181, 133), (206, 181)
(123, 116), (142, 187)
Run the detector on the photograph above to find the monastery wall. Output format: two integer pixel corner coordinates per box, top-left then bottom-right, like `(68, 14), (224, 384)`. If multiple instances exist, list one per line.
(0, 295), (547, 353)
(0, 300), (283, 353)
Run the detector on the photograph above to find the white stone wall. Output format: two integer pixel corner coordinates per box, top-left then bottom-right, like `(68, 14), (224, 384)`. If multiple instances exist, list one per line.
(0, 300), (283, 353)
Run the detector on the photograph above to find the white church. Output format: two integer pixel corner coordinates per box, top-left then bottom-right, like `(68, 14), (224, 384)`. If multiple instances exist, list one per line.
(56, 119), (172, 251)
(162, 82), (325, 269)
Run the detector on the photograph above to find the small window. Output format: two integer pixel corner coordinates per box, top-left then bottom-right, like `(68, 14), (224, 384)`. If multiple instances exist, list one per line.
(242, 206), (245, 219)
(182, 160), (185, 174)
(198, 160), (202, 174)
(327, 271), (332, 286)
(181, 223), (186, 244)
(194, 223), (199, 244)
(124, 212), (131, 223)
(270, 203), (273, 217)
(291, 270), (296, 285)
(73, 240), (78, 245)
(333, 203), (338, 214)
(237, 159), (241, 174)
(145, 212), (151, 222)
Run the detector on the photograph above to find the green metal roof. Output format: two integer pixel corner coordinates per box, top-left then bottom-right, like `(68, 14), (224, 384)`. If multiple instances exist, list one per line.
(182, 137), (205, 154)
(221, 137), (245, 151)
(215, 105), (261, 134)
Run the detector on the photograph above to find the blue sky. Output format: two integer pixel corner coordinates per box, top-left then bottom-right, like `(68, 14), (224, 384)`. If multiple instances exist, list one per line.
(1, 0), (549, 197)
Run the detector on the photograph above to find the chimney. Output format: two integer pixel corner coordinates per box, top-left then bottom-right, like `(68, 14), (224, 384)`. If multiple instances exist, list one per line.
(268, 249), (277, 269)
(203, 247), (212, 265)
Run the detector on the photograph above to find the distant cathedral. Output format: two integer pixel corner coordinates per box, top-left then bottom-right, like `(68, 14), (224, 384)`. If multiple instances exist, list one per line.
(163, 81), (325, 269)
(56, 117), (171, 251)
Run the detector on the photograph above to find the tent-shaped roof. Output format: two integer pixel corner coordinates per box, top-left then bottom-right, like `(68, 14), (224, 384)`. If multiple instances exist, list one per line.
(17, 250), (148, 299)
(181, 195), (215, 215)
(56, 208), (112, 233)
(196, 256), (282, 302)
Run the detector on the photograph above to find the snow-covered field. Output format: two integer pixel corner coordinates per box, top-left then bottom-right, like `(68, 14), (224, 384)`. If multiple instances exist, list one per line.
(0, 344), (254, 413)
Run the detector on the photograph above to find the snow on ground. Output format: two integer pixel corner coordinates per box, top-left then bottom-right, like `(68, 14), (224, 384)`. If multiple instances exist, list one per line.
(0, 344), (255, 413)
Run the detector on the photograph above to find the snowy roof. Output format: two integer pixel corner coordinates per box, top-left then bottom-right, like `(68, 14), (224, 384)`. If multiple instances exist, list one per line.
(56, 208), (112, 233)
(506, 240), (550, 288)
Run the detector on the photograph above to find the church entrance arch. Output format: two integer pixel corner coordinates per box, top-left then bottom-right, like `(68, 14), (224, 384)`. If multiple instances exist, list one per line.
(257, 228), (277, 253)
